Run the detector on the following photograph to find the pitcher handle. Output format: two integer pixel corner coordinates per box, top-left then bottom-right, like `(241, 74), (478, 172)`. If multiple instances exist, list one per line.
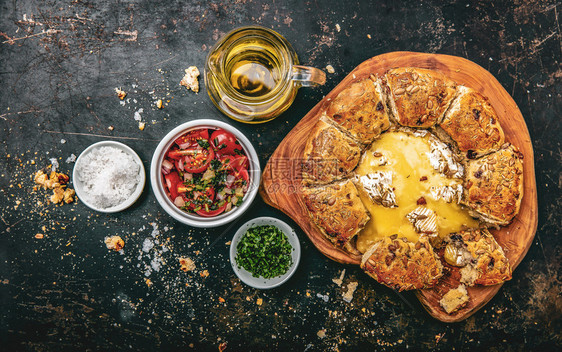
(291, 65), (327, 87)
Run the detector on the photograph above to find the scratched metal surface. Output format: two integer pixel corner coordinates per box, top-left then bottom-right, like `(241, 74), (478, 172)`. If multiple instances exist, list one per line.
(0, 0), (560, 351)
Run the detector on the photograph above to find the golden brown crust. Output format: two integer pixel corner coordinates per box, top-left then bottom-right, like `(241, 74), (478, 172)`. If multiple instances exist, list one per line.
(325, 77), (390, 144)
(440, 86), (505, 159)
(385, 67), (456, 128)
(302, 180), (370, 252)
(442, 229), (512, 286)
(463, 144), (524, 226)
(301, 118), (362, 185)
(360, 236), (443, 291)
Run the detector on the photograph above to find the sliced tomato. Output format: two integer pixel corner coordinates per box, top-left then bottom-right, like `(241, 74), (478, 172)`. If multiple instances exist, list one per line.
(167, 149), (183, 160)
(220, 154), (248, 172)
(235, 168), (249, 184)
(175, 129), (209, 147)
(181, 194), (197, 210)
(204, 187), (216, 202)
(210, 129), (243, 155)
(181, 147), (215, 174)
(164, 172), (182, 200)
(196, 202), (227, 217)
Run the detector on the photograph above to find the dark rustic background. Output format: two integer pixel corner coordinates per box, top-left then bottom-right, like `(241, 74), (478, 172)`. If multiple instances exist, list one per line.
(1, 0), (560, 351)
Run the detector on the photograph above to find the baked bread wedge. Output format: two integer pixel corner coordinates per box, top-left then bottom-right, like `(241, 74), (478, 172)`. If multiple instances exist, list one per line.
(463, 144), (524, 226)
(385, 67), (456, 128)
(301, 117), (362, 185)
(441, 229), (512, 286)
(438, 86), (505, 160)
(325, 76), (390, 145)
(439, 284), (469, 314)
(360, 235), (443, 291)
(302, 180), (369, 253)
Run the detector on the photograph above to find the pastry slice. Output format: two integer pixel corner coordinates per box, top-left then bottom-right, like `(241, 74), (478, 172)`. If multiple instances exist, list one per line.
(385, 67), (457, 128)
(301, 117), (362, 185)
(442, 229), (512, 286)
(302, 180), (369, 253)
(439, 284), (469, 314)
(360, 235), (443, 291)
(463, 144), (524, 226)
(325, 76), (390, 144)
(438, 86), (505, 160)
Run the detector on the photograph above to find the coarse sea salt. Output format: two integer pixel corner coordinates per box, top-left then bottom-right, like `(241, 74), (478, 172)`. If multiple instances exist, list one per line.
(76, 146), (140, 209)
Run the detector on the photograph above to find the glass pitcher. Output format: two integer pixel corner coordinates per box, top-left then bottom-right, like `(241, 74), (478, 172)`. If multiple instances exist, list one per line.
(205, 26), (326, 124)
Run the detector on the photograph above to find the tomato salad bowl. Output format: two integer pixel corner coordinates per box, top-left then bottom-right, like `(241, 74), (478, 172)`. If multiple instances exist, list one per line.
(151, 119), (261, 227)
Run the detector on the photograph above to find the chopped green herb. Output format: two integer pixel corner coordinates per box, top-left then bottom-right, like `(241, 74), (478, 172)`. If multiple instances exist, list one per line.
(235, 225), (293, 279)
(197, 139), (210, 149)
(235, 197), (244, 207)
(210, 159), (221, 170)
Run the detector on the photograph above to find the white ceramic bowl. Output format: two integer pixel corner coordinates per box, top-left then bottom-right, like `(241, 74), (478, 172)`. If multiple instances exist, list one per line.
(230, 217), (301, 289)
(151, 119), (261, 228)
(73, 141), (146, 213)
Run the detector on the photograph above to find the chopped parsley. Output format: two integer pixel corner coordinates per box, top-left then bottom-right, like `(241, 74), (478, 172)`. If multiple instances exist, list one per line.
(235, 225), (293, 279)
(197, 139), (210, 149)
(210, 158), (222, 170)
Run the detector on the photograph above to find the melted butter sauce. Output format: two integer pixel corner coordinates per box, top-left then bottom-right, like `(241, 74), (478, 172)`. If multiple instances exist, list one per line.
(355, 131), (479, 253)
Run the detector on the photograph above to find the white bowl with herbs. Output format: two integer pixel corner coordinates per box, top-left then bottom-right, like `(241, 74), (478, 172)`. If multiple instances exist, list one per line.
(230, 217), (301, 289)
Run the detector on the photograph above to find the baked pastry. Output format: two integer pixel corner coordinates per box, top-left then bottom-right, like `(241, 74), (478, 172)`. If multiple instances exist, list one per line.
(439, 284), (469, 314)
(298, 66), (525, 309)
(385, 67), (456, 128)
(438, 86), (505, 160)
(360, 235), (443, 291)
(463, 144), (524, 226)
(302, 180), (369, 253)
(325, 76), (390, 144)
(301, 117), (362, 185)
(442, 229), (512, 286)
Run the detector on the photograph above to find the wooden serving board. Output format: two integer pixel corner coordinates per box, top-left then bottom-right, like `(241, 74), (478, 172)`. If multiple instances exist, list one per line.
(259, 52), (538, 322)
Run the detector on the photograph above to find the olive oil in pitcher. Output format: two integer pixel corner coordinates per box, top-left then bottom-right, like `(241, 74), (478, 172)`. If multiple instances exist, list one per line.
(225, 42), (282, 97)
(205, 26), (326, 123)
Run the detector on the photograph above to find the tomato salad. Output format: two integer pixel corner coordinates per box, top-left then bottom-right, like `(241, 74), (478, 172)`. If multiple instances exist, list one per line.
(161, 128), (250, 217)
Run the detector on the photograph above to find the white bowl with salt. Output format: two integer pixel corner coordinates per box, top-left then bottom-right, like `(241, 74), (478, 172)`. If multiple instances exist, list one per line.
(73, 141), (146, 213)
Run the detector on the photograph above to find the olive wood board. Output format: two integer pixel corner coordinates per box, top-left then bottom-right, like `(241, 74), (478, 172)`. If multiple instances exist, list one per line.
(259, 51), (538, 323)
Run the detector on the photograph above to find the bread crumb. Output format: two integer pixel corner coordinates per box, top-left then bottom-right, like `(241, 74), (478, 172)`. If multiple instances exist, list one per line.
(35, 233), (44, 239)
(342, 281), (358, 303)
(326, 65), (335, 74)
(439, 284), (469, 314)
(179, 257), (196, 272)
(180, 66), (200, 93)
(34, 169), (75, 205)
(108, 125), (114, 131)
(145, 278), (152, 287)
(218, 297), (225, 303)
(104, 236), (124, 251)
(317, 329), (326, 338)
(138, 122), (146, 131)
(200, 269), (209, 278)
(332, 269), (346, 286)
(115, 88), (127, 100)
(367, 34), (372, 39)
(256, 298), (263, 306)
(156, 99), (163, 109)
(335, 24), (341, 32)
